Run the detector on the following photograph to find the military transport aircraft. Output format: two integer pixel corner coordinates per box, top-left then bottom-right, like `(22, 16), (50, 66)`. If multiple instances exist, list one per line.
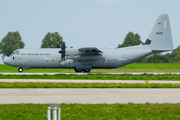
(3, 14), (174, 73)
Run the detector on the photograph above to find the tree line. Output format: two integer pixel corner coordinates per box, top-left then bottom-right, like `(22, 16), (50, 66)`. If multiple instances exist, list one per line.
(0, 31), (63, 59)
(0, 31), (180, 63)
(117, 32), (180, 63)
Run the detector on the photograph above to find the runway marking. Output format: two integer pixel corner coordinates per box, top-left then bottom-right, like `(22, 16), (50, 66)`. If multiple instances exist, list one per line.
(0, 95), (180, 97)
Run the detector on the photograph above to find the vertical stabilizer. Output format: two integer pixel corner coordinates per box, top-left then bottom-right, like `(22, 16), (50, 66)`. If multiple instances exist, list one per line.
(147, 14), (173, 51)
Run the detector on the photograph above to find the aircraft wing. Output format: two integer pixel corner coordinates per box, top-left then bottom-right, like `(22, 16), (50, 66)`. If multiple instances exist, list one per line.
(66, 47), (103, 60)
(78, 47), (102, 54)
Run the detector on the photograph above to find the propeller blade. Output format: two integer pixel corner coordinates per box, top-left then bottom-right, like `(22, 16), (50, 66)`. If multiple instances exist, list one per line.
(58, 41), (66, 62)
(61, 41), (65, 50)
(56, 42), (60, 48)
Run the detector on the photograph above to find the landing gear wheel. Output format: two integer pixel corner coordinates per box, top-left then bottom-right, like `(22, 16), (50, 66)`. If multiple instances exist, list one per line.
(74, 68), (82, 73)
(83, 69), (91, 73)
(18, 67), (23, 73)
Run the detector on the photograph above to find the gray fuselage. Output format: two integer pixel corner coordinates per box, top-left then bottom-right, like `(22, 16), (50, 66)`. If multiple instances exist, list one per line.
(4, 45), (153, 69)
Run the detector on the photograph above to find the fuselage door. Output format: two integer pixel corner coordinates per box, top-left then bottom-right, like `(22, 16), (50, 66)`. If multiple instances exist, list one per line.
(101, 58), (107, 67)
(25, 59), (31, 68)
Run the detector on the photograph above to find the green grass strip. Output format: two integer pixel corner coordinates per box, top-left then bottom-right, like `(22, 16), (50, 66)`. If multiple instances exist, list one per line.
(1, 63), (180, 72)
(1, 74), (180, 80)
(1, 82), (180, 88)
(0, 103), (180, 120)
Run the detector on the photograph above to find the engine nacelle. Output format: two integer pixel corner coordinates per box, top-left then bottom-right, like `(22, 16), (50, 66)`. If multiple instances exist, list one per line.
(60, 59), (75, 68)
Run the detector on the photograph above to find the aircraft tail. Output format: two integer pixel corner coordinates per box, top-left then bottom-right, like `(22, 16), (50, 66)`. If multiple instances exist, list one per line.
(145, 14), (173, 52)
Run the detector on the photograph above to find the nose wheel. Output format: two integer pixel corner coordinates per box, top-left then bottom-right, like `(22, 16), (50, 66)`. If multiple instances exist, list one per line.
(18, 67), (23, 73)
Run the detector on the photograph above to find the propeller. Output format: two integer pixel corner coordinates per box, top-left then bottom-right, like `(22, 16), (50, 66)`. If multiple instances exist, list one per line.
(56, 42), (60, 48)
(58, 41), (66, 62)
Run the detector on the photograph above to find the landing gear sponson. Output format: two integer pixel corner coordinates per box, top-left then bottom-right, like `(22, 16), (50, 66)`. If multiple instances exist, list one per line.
(18, 67), (90, 73)
(18, 67), (23, 73)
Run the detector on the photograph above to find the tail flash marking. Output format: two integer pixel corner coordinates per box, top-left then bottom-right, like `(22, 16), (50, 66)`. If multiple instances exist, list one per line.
(164, 20), (166, 29)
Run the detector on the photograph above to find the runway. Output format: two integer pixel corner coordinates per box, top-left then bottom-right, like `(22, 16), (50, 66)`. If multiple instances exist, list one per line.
(1, 79), (180, 84)
(1, 72), (180, 75)
(0, 88), (180, 104)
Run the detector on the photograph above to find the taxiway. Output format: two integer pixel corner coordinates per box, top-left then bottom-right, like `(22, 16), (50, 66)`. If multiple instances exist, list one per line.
(0, 79), (180, 84)
(0, 88), (180, 104)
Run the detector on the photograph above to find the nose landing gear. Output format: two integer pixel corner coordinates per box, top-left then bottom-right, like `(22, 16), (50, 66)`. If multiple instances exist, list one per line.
(18, 67), (23, 73)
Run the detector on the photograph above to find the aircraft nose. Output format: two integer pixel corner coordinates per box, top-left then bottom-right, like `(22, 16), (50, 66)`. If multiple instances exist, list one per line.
(3, 57), (11, 65)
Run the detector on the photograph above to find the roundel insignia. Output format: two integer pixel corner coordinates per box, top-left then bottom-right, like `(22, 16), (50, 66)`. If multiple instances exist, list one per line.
(123, 55), (127, 59)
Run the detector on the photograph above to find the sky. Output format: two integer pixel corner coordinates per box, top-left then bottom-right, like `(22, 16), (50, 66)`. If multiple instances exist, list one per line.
(0, 0), (180, 64)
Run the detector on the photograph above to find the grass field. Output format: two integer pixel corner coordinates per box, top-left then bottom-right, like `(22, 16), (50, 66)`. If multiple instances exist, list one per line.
(1, 64), (180, 120)
(0, 82), (180, 88)
(1, 74), (180, 80)
(0, 103), (180, 120)
(1, 63), (180, 72)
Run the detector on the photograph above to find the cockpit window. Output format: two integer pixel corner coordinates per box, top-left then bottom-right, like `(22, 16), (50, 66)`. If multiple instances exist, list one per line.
(10, 51), (14, 57)
(11, 51), (19, 56)
(14, 51), (19, 55)
(11, 52), (14, 55)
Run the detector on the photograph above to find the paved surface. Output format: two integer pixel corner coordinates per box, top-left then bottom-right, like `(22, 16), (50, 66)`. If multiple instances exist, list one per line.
(1, 72), (180, 75)
(0, 88), (180, 104)
(1, 79), (180, 84)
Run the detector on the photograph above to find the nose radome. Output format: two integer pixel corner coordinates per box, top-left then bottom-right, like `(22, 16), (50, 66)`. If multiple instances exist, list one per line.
(3, 57), (7, 64)
(3, 57), (10, 65)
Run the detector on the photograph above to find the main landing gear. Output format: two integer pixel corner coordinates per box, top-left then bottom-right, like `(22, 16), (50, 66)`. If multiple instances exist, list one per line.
(74, 68), (91, 73)
(18, 67), (23, 73)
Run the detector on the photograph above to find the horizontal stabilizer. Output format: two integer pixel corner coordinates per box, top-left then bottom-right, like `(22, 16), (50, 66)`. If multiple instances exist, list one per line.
(152, 49), (173, 52)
